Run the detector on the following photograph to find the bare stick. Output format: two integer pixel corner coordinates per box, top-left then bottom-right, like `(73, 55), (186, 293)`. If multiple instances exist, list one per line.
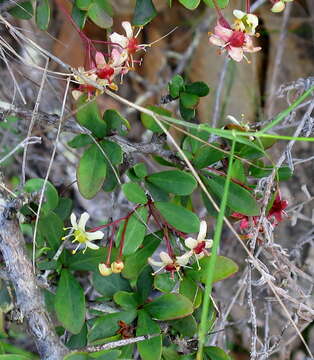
(0, 201), (67, 360)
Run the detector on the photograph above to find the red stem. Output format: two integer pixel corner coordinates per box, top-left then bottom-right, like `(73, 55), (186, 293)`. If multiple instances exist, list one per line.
(105, 224), (115, 266)
(118, 217), (129, 259)
(212, 0), (231, 29)
(246, 0), (251, 13)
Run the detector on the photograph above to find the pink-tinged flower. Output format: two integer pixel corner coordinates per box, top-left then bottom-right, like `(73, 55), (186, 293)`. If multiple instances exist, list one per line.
(232, 212), (260, 230)
(209, 22), (261, 62)
(110, 21), (146, 54)
(267, 195), (288, 223)
(185, 221), (213, 267)
(148, 251), (190, 278)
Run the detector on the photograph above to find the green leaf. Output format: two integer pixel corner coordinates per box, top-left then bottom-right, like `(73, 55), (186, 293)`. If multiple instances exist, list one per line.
(122, 232), (162, 280)
(154, 202), (200, 233)
(67, 248), (117, 272)
(154, 273), (177, 293)
(134, 163), (148, 178)
(205, 346), (231, 360)
(24, 178), (59, 213)
(204, 175), (260, 216)
(122, 183), (147, 204)
(144, 294), (193, 320)
(136, 310), (162, 360)
(187, 256), (238, 284)
(68, 134), (93, 148)
(64, 353), (89, 360)
(88, 311), (137, 342)
(100, 140), (123, 165)
(67, 323), (88, 350)
(113, 291), (140, 310)
(9, 1), (33, 19)
(178, 0), (201, 9)
(203, 0), (229, 8)
(230, 159), (246, 183)
(71, 4), (87, 29)
(249, 164), (292, 181)
(185, 82), (210, 97)
(179, 277), (202, 308)
(38, 211), (63, 252)
(193, 144), (225, 169)
(92, 272), (132, 298)
(145, 181), (169, 202)
(168, 75), (184, 99)
(136, 265), (153, 304)
(180, 92), (199, 109)
(179, 100), (195, 121)
(87, 1), (113, 28)
(89, 350), (121, 359)
(75, 0), (92, 10)
(35, 0), (50, 30)
(76, 96), (107, 137)
(141, 106), (171, 133)
(132, 0), (157, 26)
(120, 207), (148, 255)
(0, 356), (32, 360)
(146, 170), (197, 196)
(54, 197), (73, 221)
(55, 269), (85, 334)
(77, 144), (107, 199)
(169, 315), (197, 337)
(104, 109), (130, 136)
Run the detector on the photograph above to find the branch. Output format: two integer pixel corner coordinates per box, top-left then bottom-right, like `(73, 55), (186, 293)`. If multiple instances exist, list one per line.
(0, 199), (68, 360)
(81, 334), (159, 353)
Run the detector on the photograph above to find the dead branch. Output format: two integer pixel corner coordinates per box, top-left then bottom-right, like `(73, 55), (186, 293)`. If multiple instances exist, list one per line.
(0, 199), (68, 360)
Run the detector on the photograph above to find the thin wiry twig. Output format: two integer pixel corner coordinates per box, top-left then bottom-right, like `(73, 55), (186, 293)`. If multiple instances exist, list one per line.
(0, 137), (41, 165)
(21, 58), (49, 185)
(31, 77), (70, 271)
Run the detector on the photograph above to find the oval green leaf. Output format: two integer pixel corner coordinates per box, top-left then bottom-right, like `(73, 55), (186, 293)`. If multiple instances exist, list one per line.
(146, 170), (197, 196)
(205, 175), (260, 216)
(136, 310), (162, 360)
(132, 0), (157, 26)
(178, 0), (201, 9)
(35, 0), (50, 30)
(77, 144), (107, 199)
(144, 294), (193, 320)
(87, 1), (113, 28)
(92, 272), (132, 298)
(55, 269), (85, 334)
(122, 182), (147, 204)
(155, 202), (200, 233)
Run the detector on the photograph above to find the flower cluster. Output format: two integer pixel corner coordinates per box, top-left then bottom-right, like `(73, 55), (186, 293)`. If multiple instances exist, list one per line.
(72, 21), (147, 100)
(209, 10), (261, 62)
(270, 0), (293, 13)
(148, 221), (213, 278)
(232, 194), (288, 230)
(62, 212), (104, 254)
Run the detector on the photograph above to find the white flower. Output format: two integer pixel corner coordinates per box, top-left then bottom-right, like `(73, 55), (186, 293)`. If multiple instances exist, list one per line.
(148, 251), (191, 278)
(62, 212), (104, 254)
(233, 9), (259, 35)
(110, 21), (143, 52)
(271, 0), (285, 12)
(185, 221), (213, 268)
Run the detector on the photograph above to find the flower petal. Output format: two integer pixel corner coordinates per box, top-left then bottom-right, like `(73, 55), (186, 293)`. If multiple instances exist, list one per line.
(72, 90), (83, 101)
(205, 239), (213, 248)
(78, 212), (89, 230)
(86, 241), (99, 250)
(209, 35), (226, 47)
(159, 251), (173, 265)
(95, 51), (105, 66)
(148, 257), (163, 267)
(197, 221), (207, 242)
(176, 252), (191, 266)
(214, 24), (233, 42)
(86, 231), (104, 241)
(110, 32), (129, 48)
(70, 213), (77, 229)
(233, 9), (245, 19)
(271, 1), (285, 12)
(122, 21), (133, 39)
(185, 237), (198, 250)
(228, 46), (244, 62)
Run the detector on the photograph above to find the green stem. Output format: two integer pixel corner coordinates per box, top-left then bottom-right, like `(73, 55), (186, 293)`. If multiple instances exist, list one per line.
(196, 139), (236, 360)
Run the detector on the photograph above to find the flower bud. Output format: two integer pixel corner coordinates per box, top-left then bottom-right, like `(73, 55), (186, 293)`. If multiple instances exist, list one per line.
(271, 1), (285, 12)
(99, 263), (112, 277)
(111, 260), (124, 273)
